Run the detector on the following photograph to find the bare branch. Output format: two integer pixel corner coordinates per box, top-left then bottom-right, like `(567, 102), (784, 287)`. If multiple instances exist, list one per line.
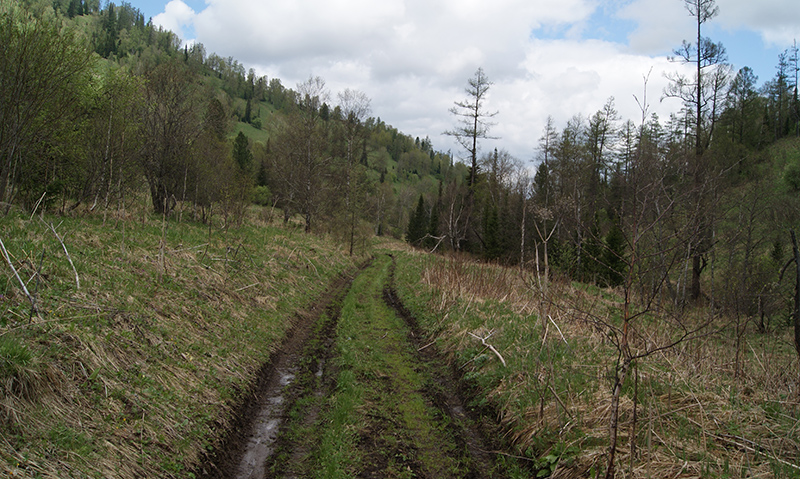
(44, 220), (80, 290)
(0, 237), (44, 322)
(468, 330), (507, 367)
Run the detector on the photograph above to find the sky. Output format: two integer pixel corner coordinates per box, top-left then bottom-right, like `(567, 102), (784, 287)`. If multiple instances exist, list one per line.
(134, 0), (800, 164)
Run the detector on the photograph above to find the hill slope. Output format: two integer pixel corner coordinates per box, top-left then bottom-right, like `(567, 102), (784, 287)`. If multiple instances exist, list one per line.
(0, 205), (358, 477)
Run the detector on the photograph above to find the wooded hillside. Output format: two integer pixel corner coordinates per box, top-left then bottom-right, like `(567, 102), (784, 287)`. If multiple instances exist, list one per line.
(2, 0), (800, 338)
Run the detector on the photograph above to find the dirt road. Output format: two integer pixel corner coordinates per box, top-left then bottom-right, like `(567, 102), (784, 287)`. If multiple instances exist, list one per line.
(197, 255), (526, 478)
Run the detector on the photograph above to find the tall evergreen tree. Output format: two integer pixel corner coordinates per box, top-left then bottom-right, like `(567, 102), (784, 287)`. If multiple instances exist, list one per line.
(406, 195), (428, 246)
(233, 131), (253, 171)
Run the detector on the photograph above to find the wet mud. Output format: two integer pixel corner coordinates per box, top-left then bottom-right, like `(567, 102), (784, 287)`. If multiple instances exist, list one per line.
(196, 256), (526, 478)
(194, 269), (355, 479)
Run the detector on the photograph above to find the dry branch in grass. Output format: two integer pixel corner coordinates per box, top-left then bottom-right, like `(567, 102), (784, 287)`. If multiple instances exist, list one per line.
(0, 237), (44, 322)
(467, 329), (506, 367)
(44, 220), (80, 290)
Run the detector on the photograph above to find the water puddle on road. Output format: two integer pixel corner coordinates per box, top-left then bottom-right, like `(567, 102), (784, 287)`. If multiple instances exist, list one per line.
(233, 366), (298, 479)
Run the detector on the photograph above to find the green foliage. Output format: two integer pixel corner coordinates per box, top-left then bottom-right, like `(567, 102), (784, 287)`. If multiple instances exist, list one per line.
(252, 185), (271, 206)
(783, 156), (800, 191)
(406, 195), (428, 246)
(0, 3), (95, 207)
(233, 131), (254, 171)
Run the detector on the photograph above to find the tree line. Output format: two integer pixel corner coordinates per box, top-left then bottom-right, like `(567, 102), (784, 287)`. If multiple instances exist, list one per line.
(2, 0), (463, 250)
(406, 1), (800, 328)
(4, 0), (800, 322)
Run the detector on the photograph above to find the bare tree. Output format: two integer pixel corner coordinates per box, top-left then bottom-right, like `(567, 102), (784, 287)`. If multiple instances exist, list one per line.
(337, 89), (372, 255)
(272, 76), (331, 232)
(445, 67), (499, 188)
(664, 0), (730, 301)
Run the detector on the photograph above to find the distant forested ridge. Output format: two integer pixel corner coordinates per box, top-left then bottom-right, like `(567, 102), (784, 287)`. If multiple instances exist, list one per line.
(3, 0), (800, 321)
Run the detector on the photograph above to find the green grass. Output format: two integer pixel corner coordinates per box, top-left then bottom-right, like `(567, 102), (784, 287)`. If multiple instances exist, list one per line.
(0, 205), (358, 478)
(306, 254), (497, 477)
(388, 245), (800, 478)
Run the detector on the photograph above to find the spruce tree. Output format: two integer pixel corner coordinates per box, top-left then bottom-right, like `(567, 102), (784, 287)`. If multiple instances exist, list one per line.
(484, 201), (501, 260)
(233, 131), (253, 171)
(406, 195), (427, 246)
(425, 200), (440, 248)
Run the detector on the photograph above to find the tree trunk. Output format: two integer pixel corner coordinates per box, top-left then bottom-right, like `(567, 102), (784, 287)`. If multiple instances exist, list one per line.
(790, 230), (800, 397)
(605, 357), (631, 479)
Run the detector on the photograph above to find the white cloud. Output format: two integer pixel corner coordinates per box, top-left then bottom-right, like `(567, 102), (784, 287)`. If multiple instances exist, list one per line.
(487, 39), (688, 161)
(153, 0), (755, 160)
(620, 0), (800, 53)
(152, 0), (196, 42)
(716, 0), (800, 47)
(617, 0), (692, 55)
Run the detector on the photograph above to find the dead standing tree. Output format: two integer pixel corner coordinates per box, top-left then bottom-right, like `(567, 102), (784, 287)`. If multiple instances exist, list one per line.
(444, 68), (499, 251)
(664, 0), (730, 302)
(780, 230), (800, 400)
(444, 67), (499, 189)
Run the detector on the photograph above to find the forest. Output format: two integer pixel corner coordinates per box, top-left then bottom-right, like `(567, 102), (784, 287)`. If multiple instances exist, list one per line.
(4, 0), (800, 322)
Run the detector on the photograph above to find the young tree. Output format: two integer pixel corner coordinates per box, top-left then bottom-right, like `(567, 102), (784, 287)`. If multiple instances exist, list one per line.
(337, 88), (372, 255)
(445, 67), (499, 188)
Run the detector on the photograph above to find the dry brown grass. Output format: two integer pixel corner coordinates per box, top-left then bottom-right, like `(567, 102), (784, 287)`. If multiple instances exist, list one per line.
(395, 253), (800, 478)
(0, 203), (358, 477)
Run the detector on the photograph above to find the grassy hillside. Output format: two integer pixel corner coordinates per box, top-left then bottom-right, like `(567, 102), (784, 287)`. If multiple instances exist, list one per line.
(1, 195), (798, 477)
(0, 202), (359, 477)
(390, 248), (800, 477)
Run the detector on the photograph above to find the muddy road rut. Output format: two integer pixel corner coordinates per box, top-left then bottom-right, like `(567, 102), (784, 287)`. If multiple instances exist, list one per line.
(197, 255), (525, 478)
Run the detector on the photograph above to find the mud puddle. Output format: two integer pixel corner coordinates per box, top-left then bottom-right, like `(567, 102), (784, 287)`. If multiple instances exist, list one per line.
(232, 365), (297, 479)
(197, 256), (526, 478)
(195, 268), (355, 479)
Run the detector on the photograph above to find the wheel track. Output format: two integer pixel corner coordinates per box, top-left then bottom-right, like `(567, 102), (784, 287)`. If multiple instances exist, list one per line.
(196, 254), (526, 478)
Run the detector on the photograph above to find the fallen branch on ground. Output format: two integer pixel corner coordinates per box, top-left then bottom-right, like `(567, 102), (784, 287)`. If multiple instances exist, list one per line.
(468, 330), (507, 367)
(0, 237), (44, 322)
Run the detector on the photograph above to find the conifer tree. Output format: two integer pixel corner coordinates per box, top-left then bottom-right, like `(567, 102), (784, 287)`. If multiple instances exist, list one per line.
(424, 184), (442, 249)
(406, 195), (427, 246)
(233, 131), (253, 171)
(603, 221), (626, 287)
(484, 201), (501, 260)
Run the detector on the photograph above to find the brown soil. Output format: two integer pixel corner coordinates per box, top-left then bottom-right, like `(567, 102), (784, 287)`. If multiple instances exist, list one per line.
(195, 256), (528, 478)
(193, 267), (357, 479)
